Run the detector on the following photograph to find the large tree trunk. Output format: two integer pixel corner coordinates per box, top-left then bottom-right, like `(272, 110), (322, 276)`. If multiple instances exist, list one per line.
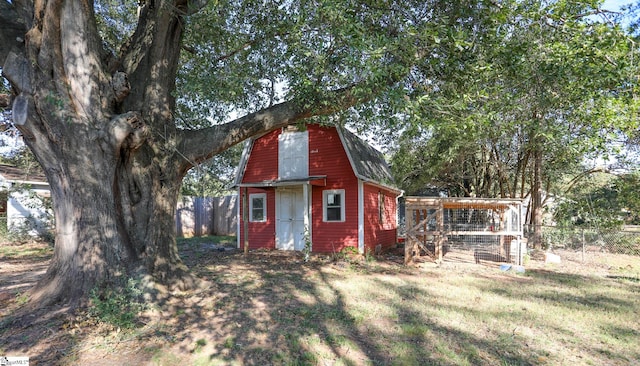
(531, 147), (543, 250)
(27, 122), (200, 306)
(4, 0), (193, 307)
(1, 0), (370, 307)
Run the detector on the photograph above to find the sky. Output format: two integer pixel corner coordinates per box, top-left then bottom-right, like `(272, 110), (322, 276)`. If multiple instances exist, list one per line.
(602, 0), (634, 11)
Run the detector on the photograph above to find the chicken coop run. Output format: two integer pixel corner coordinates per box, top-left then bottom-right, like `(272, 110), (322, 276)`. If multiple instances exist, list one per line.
(403, 197), (525, 265)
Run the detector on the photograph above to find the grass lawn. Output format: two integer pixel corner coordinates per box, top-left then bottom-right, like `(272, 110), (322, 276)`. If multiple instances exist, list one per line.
(1, 236), (639, 365)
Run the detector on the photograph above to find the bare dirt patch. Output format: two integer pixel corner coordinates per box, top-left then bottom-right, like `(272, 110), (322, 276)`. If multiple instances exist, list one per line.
(1, 240), (639, 365)
(0, 242), (50, 298)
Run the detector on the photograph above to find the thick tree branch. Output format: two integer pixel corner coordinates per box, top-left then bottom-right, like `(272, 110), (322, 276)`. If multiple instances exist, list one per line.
(563, 167), (618, 194)
(185, 0), (207, 15)
(59, 0), (111, 121)
(0, 0), (27, 64)
(3, 52), (33, 93)
(119, 2), (156, 77)
(120, 0), (185, 127)
(0, 94), (10, 108)
(101, 111), (148, 153)
(177, 85), (361, 170)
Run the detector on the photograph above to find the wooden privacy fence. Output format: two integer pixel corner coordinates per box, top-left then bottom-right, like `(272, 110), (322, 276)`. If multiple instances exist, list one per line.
(176, 195), (238, 237)
(404, 197), (525, 265)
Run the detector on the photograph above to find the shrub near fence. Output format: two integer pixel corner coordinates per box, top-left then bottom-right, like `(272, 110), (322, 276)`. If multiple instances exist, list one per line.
(524, 225), (640, 256)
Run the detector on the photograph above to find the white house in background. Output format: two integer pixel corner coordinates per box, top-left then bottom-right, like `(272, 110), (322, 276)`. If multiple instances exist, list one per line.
(0, 164), (52, 236)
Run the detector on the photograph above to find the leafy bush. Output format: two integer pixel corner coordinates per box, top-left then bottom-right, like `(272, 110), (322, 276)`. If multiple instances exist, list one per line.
(553, 171), (640, 228)
(89, 277), (148, 330)
(605, 233), (640, 255)
(329, 245), (361, 262)
(537, 226), (640, 255)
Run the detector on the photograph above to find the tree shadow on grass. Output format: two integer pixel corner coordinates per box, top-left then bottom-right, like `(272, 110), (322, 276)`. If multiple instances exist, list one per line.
(0, 248), (576, 365)
(161, 250), (391, 365)
(0, 252), (76, 365)
(470, 268), (640, 365)
(362, 277), (544, 365)
(510, 269), (639, 311)
(158, 247), (544, 365)
(3, 241), (639, 365)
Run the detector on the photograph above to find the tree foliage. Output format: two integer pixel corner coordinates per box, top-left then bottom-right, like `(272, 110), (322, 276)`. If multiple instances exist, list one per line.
(0, 0), (511, 306)
(386, 0), (638, 248)
(180, 144), (242, 196)
(555, 170), (640, 228)
(1, 0), (637, 305)
(391, 0), (638, 198)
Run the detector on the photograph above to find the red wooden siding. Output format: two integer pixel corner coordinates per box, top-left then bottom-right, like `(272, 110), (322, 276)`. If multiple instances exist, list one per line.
(308, 125), (359, 252)
(238, 129), (279, 251)
(237, 124), (398, 253)
(238, 187), (276, 250)
(363, 184), (398, 253)
(242, 130), (280, 183)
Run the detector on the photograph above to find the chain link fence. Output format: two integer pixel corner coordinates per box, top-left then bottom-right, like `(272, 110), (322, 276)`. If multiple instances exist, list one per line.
(524, 225), (640, 256)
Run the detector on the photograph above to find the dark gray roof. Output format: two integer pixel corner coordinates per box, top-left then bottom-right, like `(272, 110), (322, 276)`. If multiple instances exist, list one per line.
(336, 126), (400, 192)
(0, 164), (48, 184)
(234, 124), (401, 193)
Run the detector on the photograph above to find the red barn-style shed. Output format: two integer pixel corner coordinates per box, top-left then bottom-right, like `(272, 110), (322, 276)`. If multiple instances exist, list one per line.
(234, 123), (402, 254)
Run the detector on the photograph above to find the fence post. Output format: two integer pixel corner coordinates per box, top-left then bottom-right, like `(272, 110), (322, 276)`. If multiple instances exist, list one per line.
(404, 205), (414, 264)
(435, 201), (444, 263)
(581, 228), (585, 263)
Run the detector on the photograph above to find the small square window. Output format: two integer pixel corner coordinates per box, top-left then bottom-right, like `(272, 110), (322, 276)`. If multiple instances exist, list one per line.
(323, 190), (345, 222)
(249, 193), (266, 222)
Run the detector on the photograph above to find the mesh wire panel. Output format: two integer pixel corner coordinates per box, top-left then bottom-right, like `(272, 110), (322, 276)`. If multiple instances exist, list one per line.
(525, 225), (640, 256)
(405, 198), (525, 265)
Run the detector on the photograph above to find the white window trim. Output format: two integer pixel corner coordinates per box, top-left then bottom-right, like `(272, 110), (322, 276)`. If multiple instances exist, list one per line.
(323, 189), (345, 222)
(249, 193), (267, 222)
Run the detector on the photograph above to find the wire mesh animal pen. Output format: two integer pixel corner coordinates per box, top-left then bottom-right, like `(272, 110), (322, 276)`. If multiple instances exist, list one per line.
(404, 197), (525, 265)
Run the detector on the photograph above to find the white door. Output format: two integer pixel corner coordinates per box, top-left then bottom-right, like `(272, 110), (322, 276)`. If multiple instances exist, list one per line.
(279, 131), (308, 179)
(276, 188), (305, 250)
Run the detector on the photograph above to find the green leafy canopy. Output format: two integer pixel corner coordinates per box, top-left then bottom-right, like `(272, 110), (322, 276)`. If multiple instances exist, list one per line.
(390, 0), (639, 199)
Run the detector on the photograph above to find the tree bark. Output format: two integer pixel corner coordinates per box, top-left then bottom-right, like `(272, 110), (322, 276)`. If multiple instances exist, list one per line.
(531, 147), (543, 250)
(0, 94), (10, 108)
(1, 0), (379, 308)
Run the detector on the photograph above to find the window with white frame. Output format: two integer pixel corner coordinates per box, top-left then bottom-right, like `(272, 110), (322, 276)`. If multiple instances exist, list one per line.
(323, 189), (345, 222)
(249, 193), (266, 222)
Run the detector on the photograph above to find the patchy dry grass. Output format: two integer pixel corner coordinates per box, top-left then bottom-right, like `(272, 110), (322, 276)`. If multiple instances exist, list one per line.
(0, 240), (53, 260)
(1, 238), (639, 365)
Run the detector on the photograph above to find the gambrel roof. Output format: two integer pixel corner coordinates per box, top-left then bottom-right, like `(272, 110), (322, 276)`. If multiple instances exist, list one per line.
(336, 126), (399, 193)
(0, 164), (48, 185)
(234, 123), (401, 193)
